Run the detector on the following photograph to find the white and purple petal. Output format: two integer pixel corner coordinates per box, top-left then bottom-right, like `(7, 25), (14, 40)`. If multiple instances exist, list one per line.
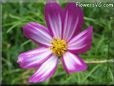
(29, 55), (58, 83)
(17, 47), (52, 69)
(68, 26), (93, 53)
(62, 52), (87, 74)
(45, 2), (62, 38)
(23, 22), (52, 47)
(62, 2), (84, 41)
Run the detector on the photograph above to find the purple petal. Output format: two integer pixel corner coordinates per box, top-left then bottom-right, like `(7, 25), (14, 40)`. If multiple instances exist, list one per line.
(68, 26), (93, 53)
(45, 2), (62, 38)
(17, 47), (52, 69)
(29, 55), (58, 83)
(62, 52), (87, 74)
(23, 22), (52, 47)
(62, 2), (84, 41)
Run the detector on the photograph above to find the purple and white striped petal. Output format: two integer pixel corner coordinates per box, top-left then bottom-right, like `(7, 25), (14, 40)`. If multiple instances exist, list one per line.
(62, 52), (87, 74)
(62, 2), (84, 42)
(23, 22), (52, 47)
(29, 55), (58, 83)
(45, 2), (62, 38)
(68, 26), (93, 53)
(17, 47), (52, 69)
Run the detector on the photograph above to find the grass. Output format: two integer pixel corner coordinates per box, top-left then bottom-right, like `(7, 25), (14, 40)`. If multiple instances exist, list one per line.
(2, 1), (114, 85)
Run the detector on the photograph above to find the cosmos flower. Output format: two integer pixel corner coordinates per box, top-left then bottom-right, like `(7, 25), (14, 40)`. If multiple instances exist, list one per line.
(17, 2), (93, 83)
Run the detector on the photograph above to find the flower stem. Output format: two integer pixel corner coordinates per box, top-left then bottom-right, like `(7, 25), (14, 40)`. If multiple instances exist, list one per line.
(85, 59), (114, 64)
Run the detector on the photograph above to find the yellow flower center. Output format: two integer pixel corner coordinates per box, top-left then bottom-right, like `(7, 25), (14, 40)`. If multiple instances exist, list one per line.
(50, 38), (67, 56)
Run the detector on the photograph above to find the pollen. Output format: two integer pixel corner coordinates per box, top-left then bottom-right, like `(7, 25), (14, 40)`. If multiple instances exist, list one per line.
(50, 38), (67, 56)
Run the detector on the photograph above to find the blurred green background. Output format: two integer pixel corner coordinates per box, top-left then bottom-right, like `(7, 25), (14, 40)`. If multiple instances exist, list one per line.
(2, 1), (114, 85)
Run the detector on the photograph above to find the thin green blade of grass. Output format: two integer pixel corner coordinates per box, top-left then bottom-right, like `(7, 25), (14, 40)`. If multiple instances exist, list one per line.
(82, 64), (101, 82)
(95, 35), (105, 55)
(109, 68), (114, 83)
(21, 40), (31, 47)
(9, 14), (21, 20)
(6, 22), (21, 33)
(84, 17), (96, 22)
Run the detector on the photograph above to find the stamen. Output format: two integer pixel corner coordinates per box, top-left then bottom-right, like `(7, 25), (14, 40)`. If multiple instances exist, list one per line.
(50, 38), (67, 56)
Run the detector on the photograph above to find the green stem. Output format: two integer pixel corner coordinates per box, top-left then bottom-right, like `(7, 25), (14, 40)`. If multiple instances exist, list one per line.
(85, 59), (114, 64)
